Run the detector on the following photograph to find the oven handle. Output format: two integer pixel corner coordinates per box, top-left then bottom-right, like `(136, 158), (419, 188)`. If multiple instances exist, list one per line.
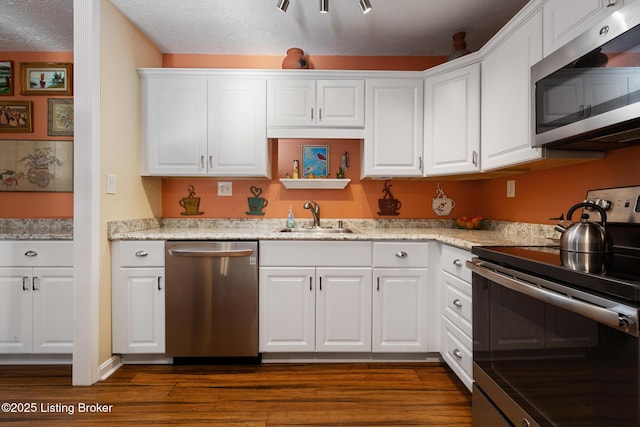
(467, 259), (639, 337)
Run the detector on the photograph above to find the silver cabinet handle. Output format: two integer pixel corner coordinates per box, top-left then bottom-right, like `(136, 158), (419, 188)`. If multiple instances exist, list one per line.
(453, 348), (463, 359)
(135, 250), (148, 257)
(32, 277), (39, 291)
(453, 298), (463, 308)
(418, 156), (423, 171)
(25, 250), (38, 257)
(472, 151), (478, 166)
(208, 155), (213, 169)
(311, 107), (314, 120)
(157, 276), (162, 291)
(377, 277), (380, 291)
(200, 155), (205, 169)
(318, 107), (322, 121)
(309, 276), (313, 291)
(453, 259), (463, 267)
(395, 251), (408, 258)
(22, 277), (30, 291)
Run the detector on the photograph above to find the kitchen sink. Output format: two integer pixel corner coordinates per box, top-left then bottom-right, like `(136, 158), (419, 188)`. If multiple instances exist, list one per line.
(276, 227), (358, 234)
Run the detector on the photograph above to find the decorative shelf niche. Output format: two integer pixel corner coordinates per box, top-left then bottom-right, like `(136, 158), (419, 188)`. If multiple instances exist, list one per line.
(279, 178), (351, 190)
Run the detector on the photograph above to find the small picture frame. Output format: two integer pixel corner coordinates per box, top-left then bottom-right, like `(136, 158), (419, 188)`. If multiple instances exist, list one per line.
(48, 98), (74, 136)
(0, 61), (13, 95)
(20, 62), (73, 95)
(301, 145), (329, 178)
(0, 100), (33, 133)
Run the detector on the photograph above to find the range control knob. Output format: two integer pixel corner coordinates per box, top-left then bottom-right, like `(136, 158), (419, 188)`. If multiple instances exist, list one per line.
(585, 199), (611, 211)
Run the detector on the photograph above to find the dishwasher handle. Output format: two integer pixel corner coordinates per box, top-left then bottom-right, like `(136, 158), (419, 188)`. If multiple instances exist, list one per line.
(168, 249), (254, 257)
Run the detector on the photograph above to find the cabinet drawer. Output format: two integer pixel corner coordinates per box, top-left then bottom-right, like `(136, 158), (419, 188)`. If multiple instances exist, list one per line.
(112, 241), (165, 267)
(373, 242), (430, 268)
(441, 245), (472, 282)
(442, 316), (472, 382)
(260, 241), (372, 267)
(0, 241), (73, 267)
(443, 273), (472, 337)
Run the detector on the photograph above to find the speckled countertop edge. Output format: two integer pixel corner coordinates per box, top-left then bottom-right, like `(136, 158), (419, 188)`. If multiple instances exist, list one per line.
(108, 218), (558, 250)
(0, 219), (73, 240)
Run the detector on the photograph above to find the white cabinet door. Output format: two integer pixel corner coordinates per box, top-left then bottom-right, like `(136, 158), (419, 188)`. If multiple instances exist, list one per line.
(372, 268), (429, 352)
(267, 79), (364, 128)
(0, 268), (32, 353)
(259, 267), (316, 352)
(208, 78), (269, 177)
(112, 268), (165, 354)
(31, 268), (74, 353)
(543, 0), (624, 57)
(424, 62), (481, 175)
(141, 76), (208, 176)
(481, 10), (543, 170)
(363, 79), (424, 177)
(316, 268), (372, 352)
(316, 80), (365, 127)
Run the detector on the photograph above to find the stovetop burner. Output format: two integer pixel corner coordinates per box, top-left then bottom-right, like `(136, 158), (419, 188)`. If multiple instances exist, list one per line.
(472, 245), (640, 302)
(473, 185), (640, 303)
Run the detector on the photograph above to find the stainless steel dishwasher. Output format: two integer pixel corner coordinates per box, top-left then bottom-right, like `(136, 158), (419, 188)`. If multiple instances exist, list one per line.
(164, 241), (258, 358)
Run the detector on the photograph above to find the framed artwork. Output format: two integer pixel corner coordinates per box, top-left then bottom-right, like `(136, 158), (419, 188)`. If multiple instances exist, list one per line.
(0, 140), (73, 192)
(20, 62), (73, 95)
(0, 100), (33, 133)
(0, 61), (13, 95)
(301, 145), (329, 178)
(48, 98), (74, 136)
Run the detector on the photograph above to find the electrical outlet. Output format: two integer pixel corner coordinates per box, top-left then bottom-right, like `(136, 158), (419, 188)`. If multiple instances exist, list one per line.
(218, 182), (232, 196)
(506, 180), (516, 198)
(106, 173), (116, 194)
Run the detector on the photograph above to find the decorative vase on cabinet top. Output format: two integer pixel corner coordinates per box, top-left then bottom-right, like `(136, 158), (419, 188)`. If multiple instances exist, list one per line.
(282, 48), (309, 69)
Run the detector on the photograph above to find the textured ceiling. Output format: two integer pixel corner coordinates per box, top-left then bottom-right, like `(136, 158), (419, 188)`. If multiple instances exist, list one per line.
(0, 0), (530, 56)
(110, 0), (530, 56)
(0, 0), (73, 52)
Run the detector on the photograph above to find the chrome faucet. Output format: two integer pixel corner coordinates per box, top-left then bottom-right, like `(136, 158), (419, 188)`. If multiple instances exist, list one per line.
(303, 201), (321, 227)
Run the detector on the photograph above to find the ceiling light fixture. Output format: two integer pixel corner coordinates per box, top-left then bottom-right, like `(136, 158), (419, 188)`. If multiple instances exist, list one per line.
(277, 0), (290, 12)
(320, 0), (329, 13)
(357, 0), (372, 14)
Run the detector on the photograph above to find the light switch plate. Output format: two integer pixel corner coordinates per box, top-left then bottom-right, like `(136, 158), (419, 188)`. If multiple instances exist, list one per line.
(218, 182), (232, 196)
(106, 174), (116, 194)
(506, 180), (515, 198)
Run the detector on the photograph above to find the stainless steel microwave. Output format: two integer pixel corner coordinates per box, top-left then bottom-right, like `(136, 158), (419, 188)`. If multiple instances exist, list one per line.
(532, 1), (640, 151)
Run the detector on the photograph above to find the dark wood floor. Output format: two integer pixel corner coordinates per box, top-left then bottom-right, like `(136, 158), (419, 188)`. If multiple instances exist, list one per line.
(0, 362), (471, 426)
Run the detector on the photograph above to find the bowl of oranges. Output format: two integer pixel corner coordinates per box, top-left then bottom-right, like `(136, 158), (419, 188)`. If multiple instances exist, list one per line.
(454, 216), (484, 230)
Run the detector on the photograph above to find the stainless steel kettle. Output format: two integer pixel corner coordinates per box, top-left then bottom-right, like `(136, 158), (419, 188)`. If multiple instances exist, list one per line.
(555, 202), (613, 254)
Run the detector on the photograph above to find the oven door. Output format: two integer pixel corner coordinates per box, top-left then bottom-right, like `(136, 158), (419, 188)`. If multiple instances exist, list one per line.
(469, 259), (640, 427)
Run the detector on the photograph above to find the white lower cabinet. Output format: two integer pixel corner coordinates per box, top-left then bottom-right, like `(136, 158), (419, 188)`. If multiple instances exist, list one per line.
(372, 242), (430, 353)
(0, 242), (73, 354)
(259, 266), (372, 352)
(111, 241), (165, 354)
(259, 241), (373, 353)
(439, 244), (473, 391)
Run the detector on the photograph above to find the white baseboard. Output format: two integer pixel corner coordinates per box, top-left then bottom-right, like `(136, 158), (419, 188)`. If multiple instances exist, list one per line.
(99, 355), (122, 381)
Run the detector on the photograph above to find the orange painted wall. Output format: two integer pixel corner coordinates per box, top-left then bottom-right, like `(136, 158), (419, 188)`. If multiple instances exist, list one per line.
(0, 52), (74, 218)
(476, 144), (640, 225)
(162, 139), (480, 220)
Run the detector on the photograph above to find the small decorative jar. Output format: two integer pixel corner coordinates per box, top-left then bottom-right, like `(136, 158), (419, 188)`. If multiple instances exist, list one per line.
(282, 48), (309, 69)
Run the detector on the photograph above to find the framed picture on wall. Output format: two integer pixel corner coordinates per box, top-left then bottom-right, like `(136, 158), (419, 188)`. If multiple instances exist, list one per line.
(20, 62), (73, 95)
(48, 98), (74, 136)
(301, 145), (329, 178)
(0, 61), (13, 95)
(0, 100), (33, 133)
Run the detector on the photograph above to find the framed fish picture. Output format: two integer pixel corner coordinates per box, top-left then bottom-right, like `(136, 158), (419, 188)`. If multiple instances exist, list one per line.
(301, 145), (329, 178)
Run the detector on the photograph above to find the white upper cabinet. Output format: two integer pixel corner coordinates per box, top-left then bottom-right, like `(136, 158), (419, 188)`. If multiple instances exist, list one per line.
(141, 76), (208, 176)
(481, 9), (544, 171)
(267, 79), (364, 128)
(139, 70), (270, 177)
(543, 0), (627, 57)
(424, 61), (481, 176)
(362, 79), (424, 178)
(208, 78), (269, 177)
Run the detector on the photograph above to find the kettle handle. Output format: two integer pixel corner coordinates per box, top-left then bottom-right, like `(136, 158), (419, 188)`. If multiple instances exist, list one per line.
(566, 202), (607, 227)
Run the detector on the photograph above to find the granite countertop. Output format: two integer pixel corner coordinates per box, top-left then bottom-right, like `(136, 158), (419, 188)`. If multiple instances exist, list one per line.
(0, 219), (73, 240)
(108, 218), (558, 250)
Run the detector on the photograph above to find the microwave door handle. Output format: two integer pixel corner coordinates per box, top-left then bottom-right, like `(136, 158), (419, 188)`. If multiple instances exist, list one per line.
(467, 260), (638, 337)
